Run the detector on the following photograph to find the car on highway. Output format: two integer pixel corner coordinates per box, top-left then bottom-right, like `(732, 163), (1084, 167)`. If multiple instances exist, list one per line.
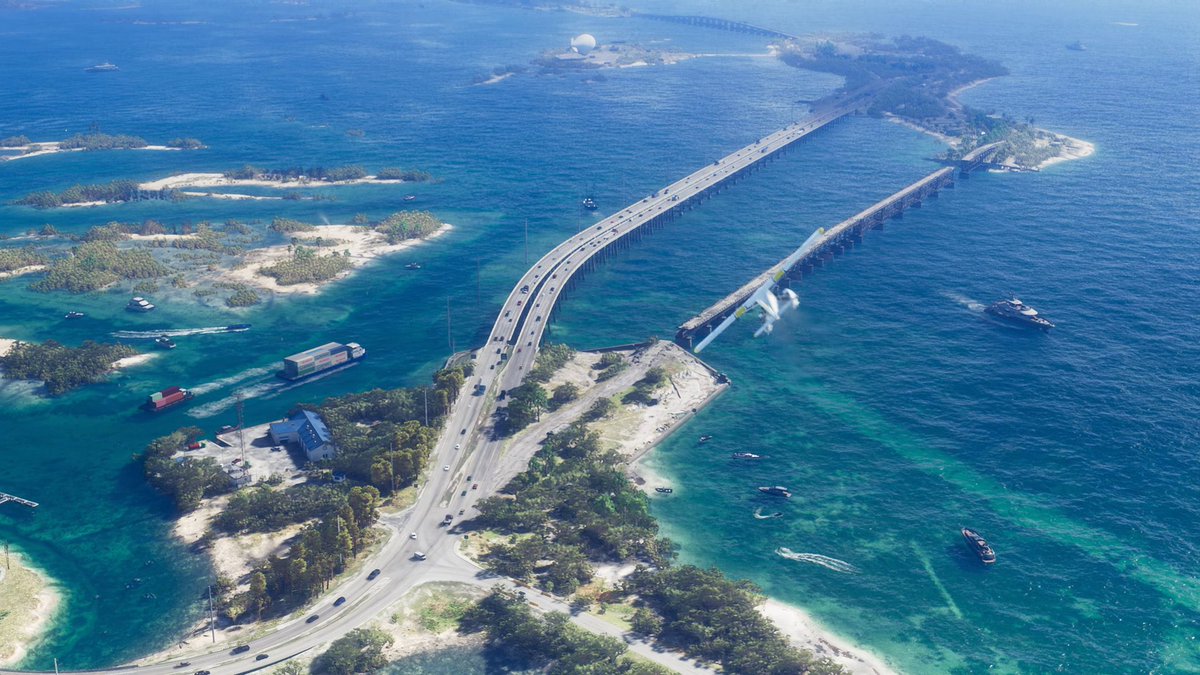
(255, 654), (269, 661)
(455, 443), (461, 450)
(461, 490), (467, 496)
(414, 551), (428, 560)
(368, 568), (381, 580)
(410, 532), (417, 539)
(472, 483), (479, 490)
(193, 671), (209, 675)
(231, 645), (250, 654)
(334, 596), (346, 606)
(175, 663), (191, 669)
(443, 465), (450, 471)
(306, 614), (320, 624)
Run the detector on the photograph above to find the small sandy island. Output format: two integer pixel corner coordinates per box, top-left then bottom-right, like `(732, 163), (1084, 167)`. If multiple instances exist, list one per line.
(139, 172), (409, 191)
(224, 222), (451, 296)
(0, 141), (182, 162)
(0, 549), (62, 668)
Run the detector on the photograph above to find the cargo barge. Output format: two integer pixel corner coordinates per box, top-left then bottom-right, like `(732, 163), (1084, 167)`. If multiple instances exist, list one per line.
(278, 342), (366, 382)
(142, 386), (194, 412)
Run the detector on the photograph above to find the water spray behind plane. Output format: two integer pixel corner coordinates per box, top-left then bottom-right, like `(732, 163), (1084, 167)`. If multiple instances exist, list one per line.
(693, 228), (825, 353)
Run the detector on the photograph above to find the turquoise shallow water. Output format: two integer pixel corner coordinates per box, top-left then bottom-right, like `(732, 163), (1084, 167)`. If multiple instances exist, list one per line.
(1, 0), (1198, 672)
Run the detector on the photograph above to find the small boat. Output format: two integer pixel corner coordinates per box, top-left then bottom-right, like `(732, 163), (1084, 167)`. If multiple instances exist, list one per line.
(141, 386), (194, 412)
(64, 311), (86, 319)
(961, 528), (996, 564)
(85, 62), (119, 73)
(403, 195), (417, 202)
(405, 262), (422, 270)
(984, 298), (1054, 330)
(126, 296), (155, 312)
(1066, 41), (1087, 51)
(581, 196), (598, 210)
(732, 452), (762, 460)
(758, 485), (791, 498)
(154, 335), (177, 350)
(654, 487), (673, 494)
(224, 324), (251, 332)
(699, 435), (713, 443)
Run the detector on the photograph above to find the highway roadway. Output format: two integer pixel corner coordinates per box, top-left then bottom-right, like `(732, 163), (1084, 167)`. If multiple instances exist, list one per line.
(3, 95), (871, 675)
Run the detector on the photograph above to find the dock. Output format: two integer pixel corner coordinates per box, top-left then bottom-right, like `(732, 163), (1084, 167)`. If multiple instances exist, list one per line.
(675, 142), (1003, 347)
(0, 491), (39, 509)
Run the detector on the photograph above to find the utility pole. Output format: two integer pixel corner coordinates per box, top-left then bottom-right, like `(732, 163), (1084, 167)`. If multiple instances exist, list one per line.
(446, 297), (454, 353)
(53, 659), (58, 675)
(207, 585), (216, 642)
(235, 392), (246, 467)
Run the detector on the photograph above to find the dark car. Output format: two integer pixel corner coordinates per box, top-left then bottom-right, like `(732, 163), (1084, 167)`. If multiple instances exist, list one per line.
(175, 663), (191, 669)
(194, 671), (210, 675)
(367, 568), (381, 581)
(306, 614), (320, 624)
(255, 655), (268, 661)
(231, 645), (250, 654)
(334, 596), (346, 607)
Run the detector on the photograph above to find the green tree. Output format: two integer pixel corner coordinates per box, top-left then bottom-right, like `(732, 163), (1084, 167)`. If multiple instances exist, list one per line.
(313, 628), (393, 675)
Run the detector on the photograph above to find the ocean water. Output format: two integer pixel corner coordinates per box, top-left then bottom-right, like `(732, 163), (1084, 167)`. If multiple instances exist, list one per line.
(0, 0), (1197, 672)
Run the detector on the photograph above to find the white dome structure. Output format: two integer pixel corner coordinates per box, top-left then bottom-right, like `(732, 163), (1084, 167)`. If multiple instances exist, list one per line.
(570, 33), (597, 55)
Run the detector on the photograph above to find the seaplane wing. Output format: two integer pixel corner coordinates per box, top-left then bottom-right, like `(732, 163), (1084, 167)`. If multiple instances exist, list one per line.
(693, 228), (825, 353)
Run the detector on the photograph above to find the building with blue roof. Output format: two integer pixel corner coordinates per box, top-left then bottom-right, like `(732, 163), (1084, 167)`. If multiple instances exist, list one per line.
(269, 410), (336, 462)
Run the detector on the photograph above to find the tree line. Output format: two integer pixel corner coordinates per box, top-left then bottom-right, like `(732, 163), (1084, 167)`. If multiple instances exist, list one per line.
(29, 240), (168, 293)
(0, 339), (138, 395)
(15, 179), (145, 208)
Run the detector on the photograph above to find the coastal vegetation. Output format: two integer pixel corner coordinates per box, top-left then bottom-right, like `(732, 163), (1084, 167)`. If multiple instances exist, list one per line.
(621, 566), (842, 674)
(142, 428), (233, 511)
(0, 135), (30, 147)
(15, 179), (142, 208)
(0, 246), (47, 272)
(313, 628), (394, 675)
(622, 366), (668, 406)
(269, 217), (316, 234)
(225, 286), (261, 307)
(373, 210), (440, 244)
(0, 339), (138, 395)
(503, 382), (548, 432)
(29, 241), (167, 293)
(375, 167), (433, 181)
(529, 343), (575, 382)
(58, 132), (147, 151)
(460, 588), (670, 674)
(475, 421), (672, 593)
(166, 137), (205, 149)
(259, 246), (353, 285)
(310, 365), (468, 496)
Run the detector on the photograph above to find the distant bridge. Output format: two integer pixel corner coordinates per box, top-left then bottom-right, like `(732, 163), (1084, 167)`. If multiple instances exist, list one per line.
(634, 13), (801, 41)
(675, 142), (1003, 348)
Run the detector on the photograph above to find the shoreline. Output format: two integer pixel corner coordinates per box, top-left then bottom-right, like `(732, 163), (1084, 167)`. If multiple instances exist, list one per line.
(1, 142), (181, 163)
(137, 172), (410, 191)
(0, 549), (63, 668)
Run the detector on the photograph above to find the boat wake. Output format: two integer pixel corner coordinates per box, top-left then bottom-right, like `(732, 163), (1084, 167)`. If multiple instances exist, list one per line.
(775, 547), (860, 574)
(112, 325), (250, 339)
(940, 291), (985, 313)
(187, 380), (283, 419)
(189, 366), (275, 396)
(754, 508), (784, 520)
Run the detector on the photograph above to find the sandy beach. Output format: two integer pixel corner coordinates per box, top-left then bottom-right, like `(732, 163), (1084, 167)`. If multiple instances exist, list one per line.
(761, 600), (897, 675)
(138, 172), (408, 191)
(1036, 132), (1095, 169)
(223, 222), (452, 296)
(113, 352), (159, 370)
(0, 338), (17, 357)
(0, 550), (62, 668)
(0, 265), (46, 281)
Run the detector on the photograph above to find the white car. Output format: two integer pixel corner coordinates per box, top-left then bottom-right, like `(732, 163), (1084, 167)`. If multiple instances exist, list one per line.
(442, 465), (450, 471)
(410, 532), (417, 539)
(455, 443), (461, 450)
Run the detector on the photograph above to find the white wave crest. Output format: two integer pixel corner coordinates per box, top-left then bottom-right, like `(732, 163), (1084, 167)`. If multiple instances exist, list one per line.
(187, 380), (282, 419)
(775, 547), (860, 574)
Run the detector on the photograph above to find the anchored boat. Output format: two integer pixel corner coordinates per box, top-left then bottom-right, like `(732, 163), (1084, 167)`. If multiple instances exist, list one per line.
(758, 485), (791, 498)
(126, 297), (155, 312)
(961, 528), (996, 564)
(985, 298), (1054, 330)
(732, 452), (762, 460)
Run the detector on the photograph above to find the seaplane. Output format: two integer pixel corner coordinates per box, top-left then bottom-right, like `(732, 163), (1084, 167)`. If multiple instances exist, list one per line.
(693, 228), (825, 353)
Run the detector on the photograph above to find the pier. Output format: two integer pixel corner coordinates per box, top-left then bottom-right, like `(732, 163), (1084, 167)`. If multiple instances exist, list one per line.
(675, 142), (1003, 347)
(0, 491), (39, 509)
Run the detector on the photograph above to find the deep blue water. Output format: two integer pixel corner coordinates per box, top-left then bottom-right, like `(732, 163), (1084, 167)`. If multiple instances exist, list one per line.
(0, 0), (1197, 672)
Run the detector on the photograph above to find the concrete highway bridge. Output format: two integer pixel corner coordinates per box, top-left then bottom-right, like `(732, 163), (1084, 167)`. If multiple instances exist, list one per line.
(674, 142), (1004, 348)
(635, 13), (801, 41)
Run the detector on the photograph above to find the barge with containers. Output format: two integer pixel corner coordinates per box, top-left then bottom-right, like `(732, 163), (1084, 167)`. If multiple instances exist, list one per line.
(278, 342), (366, 382)
(141, 386), (194, 412)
